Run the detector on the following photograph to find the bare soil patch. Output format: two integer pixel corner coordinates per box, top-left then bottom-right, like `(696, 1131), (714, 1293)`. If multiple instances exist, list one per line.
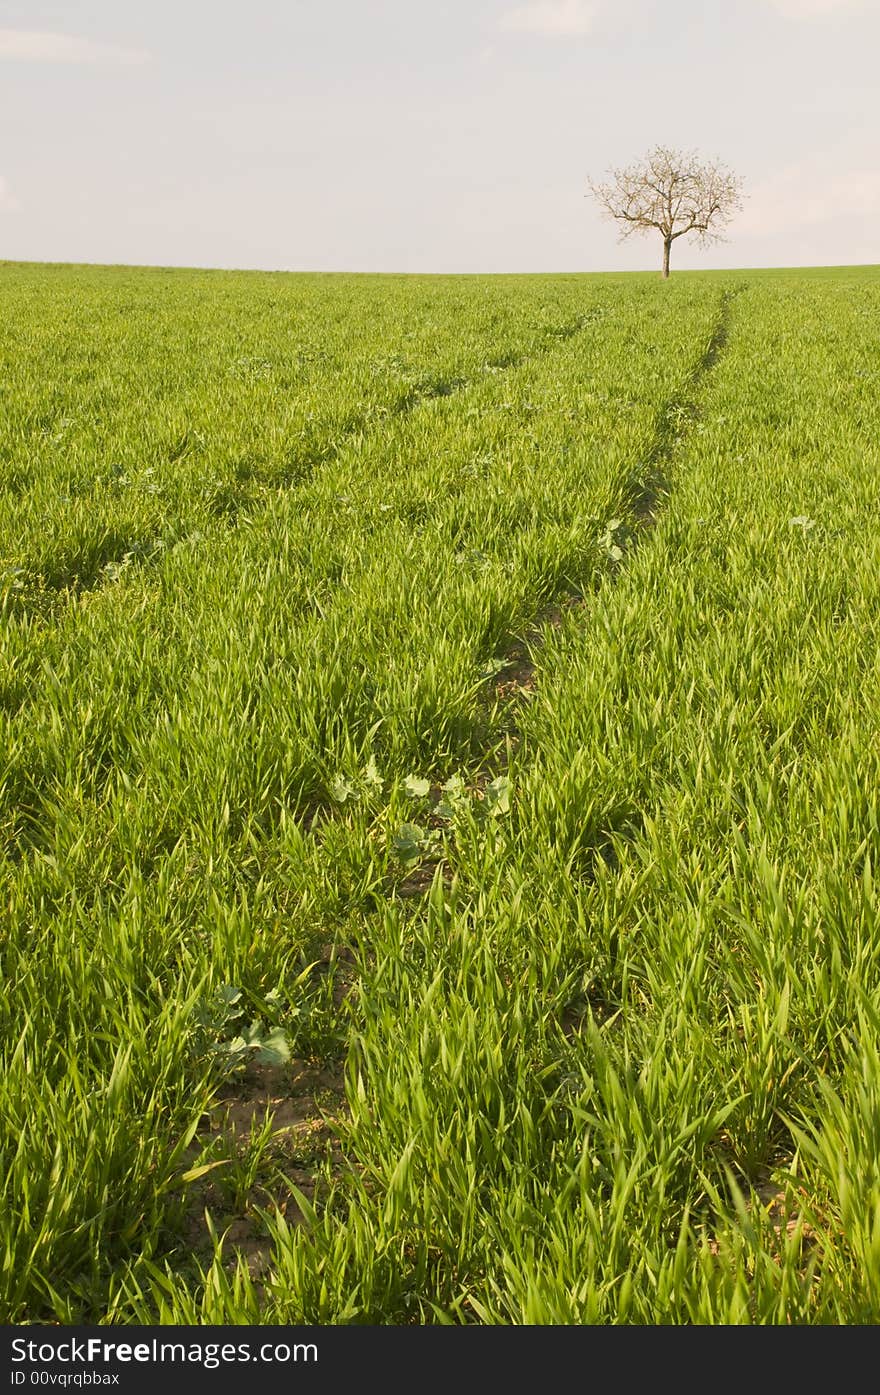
(182, 1056), (348, 1279)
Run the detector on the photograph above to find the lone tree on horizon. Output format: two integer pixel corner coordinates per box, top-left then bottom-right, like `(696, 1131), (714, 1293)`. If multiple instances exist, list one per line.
(589, 146), (744, 278)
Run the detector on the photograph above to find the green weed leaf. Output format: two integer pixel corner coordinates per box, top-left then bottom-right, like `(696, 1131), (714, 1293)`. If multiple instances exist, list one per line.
(404, 774), (431, 799)
(329, 775), (355, 803)
(484, 775), (512, 816)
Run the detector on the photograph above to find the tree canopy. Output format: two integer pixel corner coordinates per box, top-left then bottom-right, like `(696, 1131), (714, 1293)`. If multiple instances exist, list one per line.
(589, 147), (745, 277)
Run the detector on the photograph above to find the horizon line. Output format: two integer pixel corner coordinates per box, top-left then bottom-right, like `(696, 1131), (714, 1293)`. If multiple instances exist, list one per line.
(2, 256), (878, 277)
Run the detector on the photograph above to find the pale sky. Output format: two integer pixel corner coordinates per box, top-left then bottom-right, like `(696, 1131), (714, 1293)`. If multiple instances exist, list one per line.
(0, 0), (877, 272)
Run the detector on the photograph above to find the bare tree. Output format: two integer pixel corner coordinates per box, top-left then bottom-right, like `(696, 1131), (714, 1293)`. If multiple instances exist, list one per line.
(589, 146), (744, 278)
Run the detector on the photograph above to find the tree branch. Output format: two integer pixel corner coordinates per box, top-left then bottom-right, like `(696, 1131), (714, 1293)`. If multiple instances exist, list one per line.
(587, 146), (744, 268)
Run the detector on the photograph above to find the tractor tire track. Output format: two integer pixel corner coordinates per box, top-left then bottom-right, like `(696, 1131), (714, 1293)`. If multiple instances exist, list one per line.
(7, 308), (611, 611)
(417, 285), (746, 894)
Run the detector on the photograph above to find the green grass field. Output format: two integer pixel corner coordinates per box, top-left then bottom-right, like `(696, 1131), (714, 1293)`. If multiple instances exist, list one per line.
(2, 260), (880, 1323)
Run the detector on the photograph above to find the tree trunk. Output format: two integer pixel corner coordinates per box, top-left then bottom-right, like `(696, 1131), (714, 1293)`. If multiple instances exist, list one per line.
(662, 238), (671, 279)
